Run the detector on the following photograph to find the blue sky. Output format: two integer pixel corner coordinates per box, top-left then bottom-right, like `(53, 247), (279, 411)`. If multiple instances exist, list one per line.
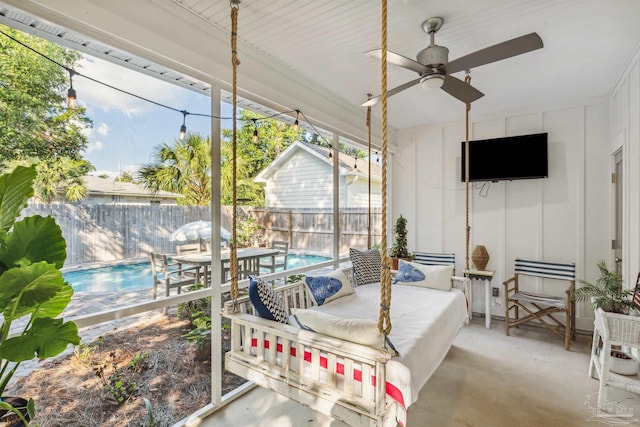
(74, 54), (232, 177)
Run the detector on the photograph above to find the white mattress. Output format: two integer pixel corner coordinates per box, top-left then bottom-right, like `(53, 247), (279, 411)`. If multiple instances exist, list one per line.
(307, 283), (468, 407)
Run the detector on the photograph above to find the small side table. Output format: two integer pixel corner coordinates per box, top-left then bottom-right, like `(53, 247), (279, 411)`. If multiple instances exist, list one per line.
(463, 269), (495, 329)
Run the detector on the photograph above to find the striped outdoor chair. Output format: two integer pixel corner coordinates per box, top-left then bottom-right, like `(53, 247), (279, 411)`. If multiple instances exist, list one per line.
(412, 252), (456, 274)
(503, 258), (576, 350)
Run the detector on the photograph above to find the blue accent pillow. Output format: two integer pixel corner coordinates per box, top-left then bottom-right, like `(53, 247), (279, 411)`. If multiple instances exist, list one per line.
(304, 269), (355, 306)
(394, 261), (426, 283)
(248, 276), (289, 324)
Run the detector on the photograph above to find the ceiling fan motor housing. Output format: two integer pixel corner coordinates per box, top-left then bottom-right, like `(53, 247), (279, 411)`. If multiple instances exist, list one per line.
(417, 45), (449, 70)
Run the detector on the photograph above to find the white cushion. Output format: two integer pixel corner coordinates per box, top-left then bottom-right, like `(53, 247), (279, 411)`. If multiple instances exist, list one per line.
(290, 308), (384, 348)
(304, 269), (355, 306)
(395, 260), (453, 291)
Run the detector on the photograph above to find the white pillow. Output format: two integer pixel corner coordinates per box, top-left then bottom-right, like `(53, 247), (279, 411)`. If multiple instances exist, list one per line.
(290, 308), (384, 348)
(304, 269), (355, 306)
(395, 261), (454, 291)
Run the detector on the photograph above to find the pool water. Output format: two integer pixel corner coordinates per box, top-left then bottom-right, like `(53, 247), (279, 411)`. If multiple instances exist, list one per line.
(63, 254), (331, 293)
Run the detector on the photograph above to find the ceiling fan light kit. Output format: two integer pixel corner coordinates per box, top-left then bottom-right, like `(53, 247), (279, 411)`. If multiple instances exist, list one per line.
(362, 16), (543, 107)
(420, 74), (445, 89)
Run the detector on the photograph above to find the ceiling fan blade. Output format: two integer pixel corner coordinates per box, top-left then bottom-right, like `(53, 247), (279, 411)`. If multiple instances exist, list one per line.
(361, 78), (422, 107)
(441, 75), (484, 104)
(443, 33), (543, 75)
(364, 49), (428, 75)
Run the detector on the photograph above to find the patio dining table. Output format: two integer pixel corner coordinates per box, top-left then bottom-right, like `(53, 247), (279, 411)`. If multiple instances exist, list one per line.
(171, 247), (280, 284)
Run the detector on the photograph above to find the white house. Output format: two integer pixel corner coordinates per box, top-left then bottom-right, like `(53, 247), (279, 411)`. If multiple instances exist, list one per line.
(254, 141), (381, 209)
(73, 175), (182, 205)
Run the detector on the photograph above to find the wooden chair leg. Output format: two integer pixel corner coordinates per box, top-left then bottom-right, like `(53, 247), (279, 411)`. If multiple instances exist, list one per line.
(503, 283), (510, 336)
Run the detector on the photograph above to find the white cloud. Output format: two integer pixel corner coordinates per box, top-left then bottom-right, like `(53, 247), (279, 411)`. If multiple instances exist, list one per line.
(74, 55), (190, 117)
(96, 122), (109, 136)
(84, 140), (104, 153)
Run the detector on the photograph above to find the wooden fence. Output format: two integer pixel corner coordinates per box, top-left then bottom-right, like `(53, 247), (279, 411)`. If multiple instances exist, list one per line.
(251, 207), (382, 254)
(24, 204), (382, 266)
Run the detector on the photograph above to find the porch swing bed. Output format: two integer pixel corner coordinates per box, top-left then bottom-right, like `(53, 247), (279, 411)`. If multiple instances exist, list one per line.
(223, 270), (468, 427)
(222, 0), (469, 424)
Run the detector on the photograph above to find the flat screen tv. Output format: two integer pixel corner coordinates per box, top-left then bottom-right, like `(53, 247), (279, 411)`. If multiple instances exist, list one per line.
(460, 133), (548, 182)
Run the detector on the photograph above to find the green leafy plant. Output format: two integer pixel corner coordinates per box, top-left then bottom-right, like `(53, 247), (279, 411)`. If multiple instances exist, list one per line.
(178, 283), (212, 360)
(389, 215), (412, 259)
(286, 274), (305, 284)
(94, 351), (140, 405)
(236, 213), (262, 247)
(142, 397), (155, 427)
(573, 260), (636, 314)
(0, 165), (81, 425)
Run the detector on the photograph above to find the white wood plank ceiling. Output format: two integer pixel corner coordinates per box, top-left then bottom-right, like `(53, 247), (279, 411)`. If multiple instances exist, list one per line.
(2, 0), (640, 132)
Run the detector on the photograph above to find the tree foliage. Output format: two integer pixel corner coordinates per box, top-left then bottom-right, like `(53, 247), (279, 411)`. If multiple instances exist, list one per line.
(220, 109), (303, 205)
(0, 25), (92, 163)
(4, 158), (95, 203)
(138, 133), (212, 206)
(140, 110), (304, 206)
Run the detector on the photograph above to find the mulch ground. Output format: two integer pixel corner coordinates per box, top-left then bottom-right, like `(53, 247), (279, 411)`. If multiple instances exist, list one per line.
(6, 314), (246, 427)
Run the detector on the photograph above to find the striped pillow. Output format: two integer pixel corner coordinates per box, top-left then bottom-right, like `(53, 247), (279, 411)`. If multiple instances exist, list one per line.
(249, 276), (289, 324)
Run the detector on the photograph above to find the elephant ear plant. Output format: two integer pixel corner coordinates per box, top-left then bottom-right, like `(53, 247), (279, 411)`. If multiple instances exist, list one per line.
(0, 165), (80, 425)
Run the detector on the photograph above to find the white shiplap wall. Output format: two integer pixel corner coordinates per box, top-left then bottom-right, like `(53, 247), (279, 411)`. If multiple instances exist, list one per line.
(393, 99), (611, 331)
(610, 47), (640, 295)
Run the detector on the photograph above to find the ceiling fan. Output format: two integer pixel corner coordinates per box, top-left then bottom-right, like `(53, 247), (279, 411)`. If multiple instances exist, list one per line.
(362, 17), (543, 107)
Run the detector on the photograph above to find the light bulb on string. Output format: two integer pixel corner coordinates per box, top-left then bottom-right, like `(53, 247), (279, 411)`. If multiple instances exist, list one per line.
(179, 111), (188, 141)
(293, 110), (300, 131)
(252, 119), (259, 143)
(375, 151), (380, 164)
(66, 69), (77, 109)
(353, 155), (358, 170)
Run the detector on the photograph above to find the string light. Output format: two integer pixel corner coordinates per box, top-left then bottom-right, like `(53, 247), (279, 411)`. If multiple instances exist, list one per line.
(0, 28), (377, 162)
(178, 110), (188, 141)
(66, 69), (77, 109)
(252, 119), (258, 143)
(293, 109), (300, 131)
(375, 151), (380, 164)
(353, 155), (358, 170)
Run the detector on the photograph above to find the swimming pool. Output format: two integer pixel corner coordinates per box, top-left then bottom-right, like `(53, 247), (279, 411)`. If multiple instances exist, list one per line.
(63, 254), (331, 293)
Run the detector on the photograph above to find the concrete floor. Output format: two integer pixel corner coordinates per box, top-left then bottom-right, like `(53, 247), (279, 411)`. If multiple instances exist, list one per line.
(196, 317), (640, 427)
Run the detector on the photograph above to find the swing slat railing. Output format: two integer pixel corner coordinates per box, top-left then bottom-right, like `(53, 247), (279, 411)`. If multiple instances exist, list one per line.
(223, 279), (392, 427)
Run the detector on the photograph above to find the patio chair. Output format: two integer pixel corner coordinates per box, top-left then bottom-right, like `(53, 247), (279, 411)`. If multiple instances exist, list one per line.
(259, 241), (289, 272)
(176, 242), (203, 255)
(503, 258), (576, 350)
(258, 240), (289, 284)
(150, 252), (198, 299)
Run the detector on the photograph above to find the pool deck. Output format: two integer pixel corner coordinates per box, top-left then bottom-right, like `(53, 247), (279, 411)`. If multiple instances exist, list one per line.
(10, 259), (343, 383)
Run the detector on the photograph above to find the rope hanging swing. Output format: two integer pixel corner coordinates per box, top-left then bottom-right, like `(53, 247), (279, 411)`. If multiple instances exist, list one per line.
(227, 0), (394, 336)
(229, 0), (241, 307)
(464, 72), (472, 275)
(377, 0), (392, 338)
(366, 94), (373, 250)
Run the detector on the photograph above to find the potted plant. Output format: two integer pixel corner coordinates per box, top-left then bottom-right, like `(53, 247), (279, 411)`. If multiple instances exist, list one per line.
(0, 165), (81, 426)
(573, 260), (636, 315)
(574, 260), (637, 375)
(389, 215), (413, 270)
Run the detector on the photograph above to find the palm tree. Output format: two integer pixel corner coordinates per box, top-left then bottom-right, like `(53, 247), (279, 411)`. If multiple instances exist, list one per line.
(138, 133), (212, 206)
(220, 137), (263, 206)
